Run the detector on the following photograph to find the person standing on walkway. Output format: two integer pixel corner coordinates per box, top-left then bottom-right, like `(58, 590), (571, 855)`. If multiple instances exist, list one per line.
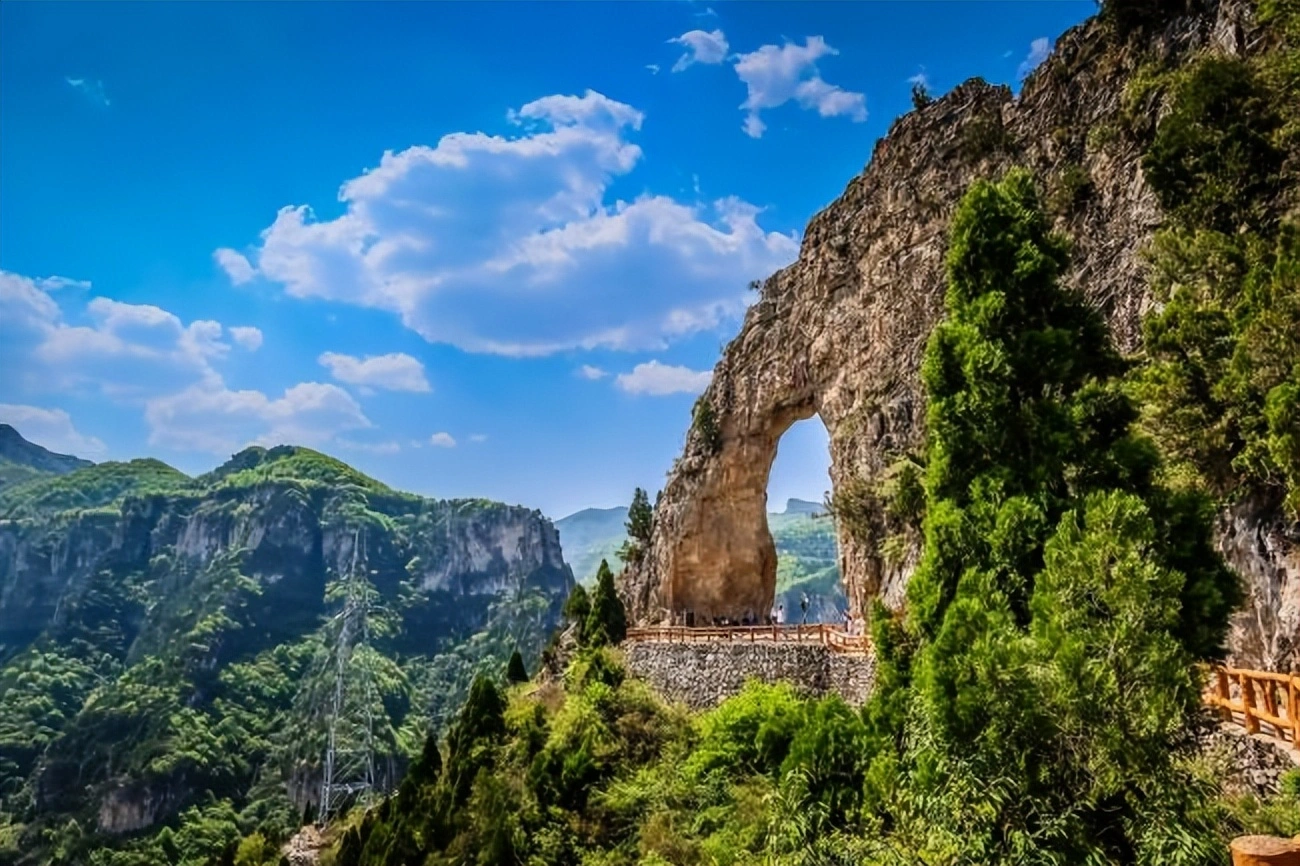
(775, 603), (785, 625)
(800, 592), (809, 624)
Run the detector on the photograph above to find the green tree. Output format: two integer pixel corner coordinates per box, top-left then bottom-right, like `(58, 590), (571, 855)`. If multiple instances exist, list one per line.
(444, 674), (507, 808)
(910, 80), (932, 110)
(505, 649), (528, 684)
(562, 583), (591, 644)
(584, 560), (627, 648)
(865, 168), (1238, 863)
(618, 487), (653, 564)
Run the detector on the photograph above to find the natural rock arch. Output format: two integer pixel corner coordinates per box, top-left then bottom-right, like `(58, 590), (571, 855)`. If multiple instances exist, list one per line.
(621, 3), (1294, 667)
(620, 51), (1171, 625)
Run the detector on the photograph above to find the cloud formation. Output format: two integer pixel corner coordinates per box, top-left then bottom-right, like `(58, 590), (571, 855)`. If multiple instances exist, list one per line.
(0, 403), (107, 457)
(615, 360), (712, 396)
(576, 364), (608, 380)
(145, 381), (371, 454)
(214, 248), (257, 285)
(65, 77), (110, 108)
(1018, 37), (1052, 80)
(1, 269), (375, 456)
(1, 269), (234, 398)
(429, 432), (456, 448)
(669, 29), (729, 72)
(229, 326), (264, 350)
(318, 351), (431, 392)
(233, 90), (796, 357)
(732, 37), (865, 137)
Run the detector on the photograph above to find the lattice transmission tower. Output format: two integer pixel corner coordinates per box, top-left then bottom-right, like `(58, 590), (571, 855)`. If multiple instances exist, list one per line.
(315, 528), (386, 824)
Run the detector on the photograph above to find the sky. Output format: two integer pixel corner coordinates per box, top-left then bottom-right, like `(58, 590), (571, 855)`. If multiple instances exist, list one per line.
(0, 0), (1093, 521)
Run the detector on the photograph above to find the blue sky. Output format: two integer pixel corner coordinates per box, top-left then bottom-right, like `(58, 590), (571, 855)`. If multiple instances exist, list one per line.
(0, 0), (1093, 520)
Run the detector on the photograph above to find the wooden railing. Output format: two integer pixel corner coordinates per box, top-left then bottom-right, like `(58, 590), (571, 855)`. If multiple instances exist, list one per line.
(625, 623), (872, 655)
(1205, 665), (1299, 752)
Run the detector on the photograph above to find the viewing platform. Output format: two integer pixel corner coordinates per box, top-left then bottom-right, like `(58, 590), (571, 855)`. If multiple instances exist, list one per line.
(625, 623), (871, 654)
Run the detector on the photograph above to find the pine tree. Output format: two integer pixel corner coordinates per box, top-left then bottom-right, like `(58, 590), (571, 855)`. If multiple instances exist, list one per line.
(584, 560), (627, 647)
(864, 168), (1239, 862)
(505, 649), (528, 684)
(910, 81), (932, 110)
(563, 583), (591, 644)
(618, 487), (654, 564)
(443, 674), (506, 808)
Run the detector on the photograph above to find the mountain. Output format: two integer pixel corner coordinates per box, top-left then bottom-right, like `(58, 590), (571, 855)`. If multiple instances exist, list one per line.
(0, 424), (94, 491)
(0, 436), (573, 862)
(554, 506), (628, 585)
(782, 497), (825, 516)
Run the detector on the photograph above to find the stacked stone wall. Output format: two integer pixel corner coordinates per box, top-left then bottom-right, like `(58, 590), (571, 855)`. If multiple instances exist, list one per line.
(623, 641), (876, 710)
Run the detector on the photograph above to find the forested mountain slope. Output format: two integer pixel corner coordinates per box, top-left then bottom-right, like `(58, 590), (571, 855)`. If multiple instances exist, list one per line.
(0, 432), (573, 864)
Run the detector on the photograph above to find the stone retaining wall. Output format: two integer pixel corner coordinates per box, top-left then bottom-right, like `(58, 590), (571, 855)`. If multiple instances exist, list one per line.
(623, 640), (876, 709)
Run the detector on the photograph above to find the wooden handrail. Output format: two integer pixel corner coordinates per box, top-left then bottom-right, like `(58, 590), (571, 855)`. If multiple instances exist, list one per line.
(625, 623), (872, 654)
(1205, 665), (1300, 752)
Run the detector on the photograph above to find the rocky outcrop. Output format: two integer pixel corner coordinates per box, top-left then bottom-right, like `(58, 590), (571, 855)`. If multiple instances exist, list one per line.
(622, 0), (1297, 671)
(623, 641), (875, 709)
(0, 482), (573, 665)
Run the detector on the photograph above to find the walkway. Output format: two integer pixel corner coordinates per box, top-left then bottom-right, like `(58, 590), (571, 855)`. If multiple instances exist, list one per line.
(625, 623), (871, 654)
(1206, 665), (1300, 754)
(622, 632), (1297, 753)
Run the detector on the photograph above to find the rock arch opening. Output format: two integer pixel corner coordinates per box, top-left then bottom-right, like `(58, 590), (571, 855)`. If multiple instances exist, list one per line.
(766, 418), (841, 624)
(661, 396), (847, 626)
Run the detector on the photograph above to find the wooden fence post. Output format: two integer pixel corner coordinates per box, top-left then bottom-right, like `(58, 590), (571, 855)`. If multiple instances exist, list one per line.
(1217, 668), (1232, 722)
(1241, 673), (1259, 735)
(1284, 676), (1294, 748)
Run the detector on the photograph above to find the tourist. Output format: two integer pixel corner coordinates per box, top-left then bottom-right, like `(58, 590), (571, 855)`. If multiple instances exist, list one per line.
(800, 592), (809, 624)
(775, 603), (785, 625)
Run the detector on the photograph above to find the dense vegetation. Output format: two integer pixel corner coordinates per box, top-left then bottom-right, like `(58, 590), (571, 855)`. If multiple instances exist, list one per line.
(0, 444), (570, 866)
(314, 123), (1300, 862)
(1131, 24), (1300, 515)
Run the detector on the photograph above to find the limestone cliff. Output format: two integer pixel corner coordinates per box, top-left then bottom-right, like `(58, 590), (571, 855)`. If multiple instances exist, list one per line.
(623, 0), (1297, 670)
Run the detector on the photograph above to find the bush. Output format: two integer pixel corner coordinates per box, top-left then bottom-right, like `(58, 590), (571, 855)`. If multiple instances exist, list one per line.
(1143, 57), (1283, 233)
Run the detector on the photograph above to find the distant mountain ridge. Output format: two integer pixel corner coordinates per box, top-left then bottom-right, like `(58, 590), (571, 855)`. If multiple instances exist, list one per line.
(0, 424), (94, 490)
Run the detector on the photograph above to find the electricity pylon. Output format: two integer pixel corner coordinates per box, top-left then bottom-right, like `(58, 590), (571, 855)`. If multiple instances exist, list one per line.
(316, 529), (384, 824)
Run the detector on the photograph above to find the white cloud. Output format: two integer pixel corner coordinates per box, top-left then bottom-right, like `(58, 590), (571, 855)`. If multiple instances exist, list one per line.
(229, 326), (263, 350)
(733, 37), (865, 138)
(429, 432), (457, 448)
(65, 77), (109, 108)
(336, 438), (401, 455)
(468, 433), (487, 443)
(614, 360), (712, 396)
(36, 276), (91, 291)
(1, 268), (383, 457)
(1018, 37), (1052, 80)
(576, 364), (608, 380)
(0, 403), (107, 457)
(145, 381), (371, 454)
(646, 64), (661, 75)
(318, 351), (431, 392)
(0, 269), (235, 399)
(235, 90), (796, 357)
(908, 69), (930, 89)
(669, 29), (729, 72)
(214, 248), (257, 285)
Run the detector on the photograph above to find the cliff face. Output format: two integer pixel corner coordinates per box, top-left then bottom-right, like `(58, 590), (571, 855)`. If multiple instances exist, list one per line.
(0, 481), (571, 665)
(624, 0), (1297, 669)
(0, 443), (575, 844)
